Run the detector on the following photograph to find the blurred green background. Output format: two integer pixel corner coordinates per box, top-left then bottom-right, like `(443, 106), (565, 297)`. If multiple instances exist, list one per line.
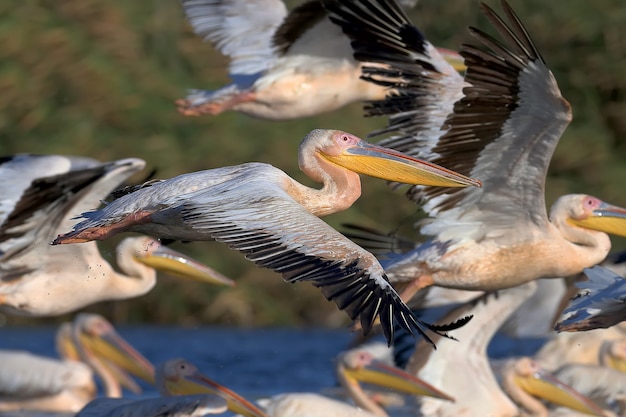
(1, 0), (625, 327)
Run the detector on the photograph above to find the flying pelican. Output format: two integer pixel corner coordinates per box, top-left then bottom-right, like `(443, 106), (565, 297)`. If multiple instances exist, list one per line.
(52, 129), (480, 346)
(157, 353), (453, 417)
(555, 266), (626, 332)
(175, 0), (465, 120)
(0, 314), (154, 413)
(342, 223), (570, 337)
(0, 154), (234, 317)
(405, 283), (608, 417)
(77, 395), (228, 417)
(324, 0), (626, 302)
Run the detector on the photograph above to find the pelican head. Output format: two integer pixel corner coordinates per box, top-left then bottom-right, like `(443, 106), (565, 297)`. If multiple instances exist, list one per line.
(559, 195), (626, 237)
(337, 349), (454, 401)
(156, 358), (269, 417)
(74, 313), (156, 385)
(511, 357), (606, 416)
(301, 129), (482, 188)
(120, 236), (235, 286)
(601, 340), (626, 373)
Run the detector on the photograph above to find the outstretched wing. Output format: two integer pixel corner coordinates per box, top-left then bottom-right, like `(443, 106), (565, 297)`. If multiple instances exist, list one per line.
(556, 266), (626, 332)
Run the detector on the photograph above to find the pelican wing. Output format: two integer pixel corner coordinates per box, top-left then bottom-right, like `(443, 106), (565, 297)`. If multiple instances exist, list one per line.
(555, 266), (626, 332)
(175, 177), (460, 344)
(0, 351), (92, 399)
(0, 156), (144, 264)
(332, 1), (572, 241)
(411, 2), (572, 231)
(325, 0), (464, 157)
(77, 395), (227, 417)
(272, 1), (353, 65)
(0, 155), (99, 262)
(180, 0), (288, 76)
(62, 164), (468, 346)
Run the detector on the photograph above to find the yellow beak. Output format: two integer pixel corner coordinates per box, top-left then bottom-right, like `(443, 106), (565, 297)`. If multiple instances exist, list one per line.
(569, 201), (626, 237)
(606, 353), (626, 373)
(514, 370), (605, 416)
(135, 244), (235, 286)
(163, 372), (269, 417)
(320, 140), (481, 188)
(78, 327), (156, 385)
(343, 359), (454, 402)
(56, 322), (80, 361)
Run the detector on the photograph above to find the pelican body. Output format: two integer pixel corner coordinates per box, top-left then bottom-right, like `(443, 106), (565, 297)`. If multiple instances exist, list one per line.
(53, 129), (480, 346)
(0, 314), (154, 413)
(0, 154), (234, 316)
(325, 0), (626, 301)
(176, 0), (465, 120)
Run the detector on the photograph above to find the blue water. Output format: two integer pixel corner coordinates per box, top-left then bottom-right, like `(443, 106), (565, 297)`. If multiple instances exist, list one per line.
(0, 326), (546, 416)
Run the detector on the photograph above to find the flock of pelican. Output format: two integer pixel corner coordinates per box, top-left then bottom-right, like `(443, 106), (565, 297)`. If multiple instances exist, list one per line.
(2, 0), (626, 416)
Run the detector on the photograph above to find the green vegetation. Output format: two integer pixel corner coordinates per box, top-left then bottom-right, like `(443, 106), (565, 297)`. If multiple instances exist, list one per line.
(2, 0), (625, 327)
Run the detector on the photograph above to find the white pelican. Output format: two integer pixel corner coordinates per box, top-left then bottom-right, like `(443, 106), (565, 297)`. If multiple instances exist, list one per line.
(405, 283), (609, 417)
(77, 395), (228, 417)
(175, 0), (465, 119)
(0, 154), (234, 317)
(53, 129), (480, 346)
(553, 364), (626, 416)
(492, 357), (608, 417)
(0, 314), (154, 413)
(555, 266), (626, 332)
(342, 224), (570, 337)
(325, 0), (626, 301)
(534, 329), (626, 373)
(157, 353), (453, 417)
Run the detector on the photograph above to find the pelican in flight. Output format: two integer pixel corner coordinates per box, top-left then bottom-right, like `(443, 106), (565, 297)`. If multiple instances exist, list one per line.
(53, 129), (479, 345)
(157, 353), (453, 417)
(0, 314), (154, 413)
(324, 0), (626, 302)
(175, 0), (465, 120)
(404, 283), (608, 417)
(0, 154), (234, 316)
(555, 266), (626, 332)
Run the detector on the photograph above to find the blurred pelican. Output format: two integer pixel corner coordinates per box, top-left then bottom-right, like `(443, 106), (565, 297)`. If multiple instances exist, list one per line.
(552, 364), (626, 416)
(157, 354), (453, 417)
(157, 359), (269, 417)
(407, 284), (533, 417)
(53, 129), (479, 346)
(535, 329), (626, 373)
(405, 283), (609, 416)
(77, 394), (228, 417)
(492, 357), (607, 417)
(324, 0), (626, 302)
(175, 0), (465, 120)
(556, 266), (626, 332)
(0, 313), (154, 413)
(0, 154), (234, 317)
